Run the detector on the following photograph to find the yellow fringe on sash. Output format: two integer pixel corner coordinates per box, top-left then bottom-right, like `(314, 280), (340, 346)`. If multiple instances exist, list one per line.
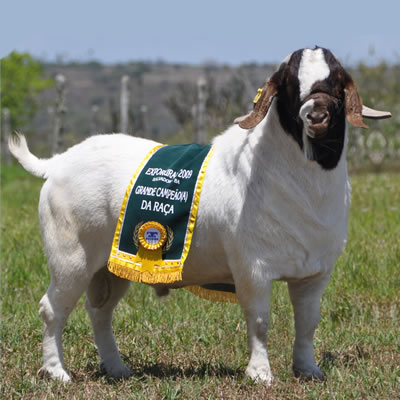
(108, 261), (183, 284)
(185, 285), (238, 303)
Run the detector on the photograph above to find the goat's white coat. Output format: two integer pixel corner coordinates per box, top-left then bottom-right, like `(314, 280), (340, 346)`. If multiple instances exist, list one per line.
(9, 96), (350, 383)
(10, 44), (359, 383)
(298, 48), (330, 100)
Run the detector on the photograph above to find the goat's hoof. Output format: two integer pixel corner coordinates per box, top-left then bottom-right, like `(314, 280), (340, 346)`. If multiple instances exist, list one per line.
(38, 366), (71, 382)
(293, 364), (325, 381)
(245, 365), (274, 384)
(101, 361), (131, 379)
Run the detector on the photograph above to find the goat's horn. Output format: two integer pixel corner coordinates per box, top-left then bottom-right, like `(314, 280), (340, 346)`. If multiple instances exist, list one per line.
(362, 105), (392, 120)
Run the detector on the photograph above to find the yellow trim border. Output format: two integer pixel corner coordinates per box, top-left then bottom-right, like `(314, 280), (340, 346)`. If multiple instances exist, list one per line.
(180, 146), (214, 266)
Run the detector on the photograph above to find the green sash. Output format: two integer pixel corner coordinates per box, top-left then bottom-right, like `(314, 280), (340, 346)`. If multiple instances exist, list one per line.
(108, 144), (213, 284)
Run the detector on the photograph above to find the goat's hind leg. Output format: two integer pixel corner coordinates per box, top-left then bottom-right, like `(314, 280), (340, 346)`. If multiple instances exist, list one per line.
(85, 267), (131, 379)
(39, 264), (89, 382)
(38, 182), (94, 381)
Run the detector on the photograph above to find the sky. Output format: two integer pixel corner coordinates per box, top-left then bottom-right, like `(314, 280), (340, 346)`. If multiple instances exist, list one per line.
(1, 0), (399, 66)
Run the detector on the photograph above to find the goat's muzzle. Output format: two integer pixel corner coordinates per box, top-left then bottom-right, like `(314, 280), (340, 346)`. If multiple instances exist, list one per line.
(306, 110), (330, 137)
(300, 93), (336, 138)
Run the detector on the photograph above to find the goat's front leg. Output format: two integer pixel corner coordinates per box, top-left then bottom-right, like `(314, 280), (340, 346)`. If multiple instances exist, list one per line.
(237, 279), (273, 384)
(288, 275), (330, 380)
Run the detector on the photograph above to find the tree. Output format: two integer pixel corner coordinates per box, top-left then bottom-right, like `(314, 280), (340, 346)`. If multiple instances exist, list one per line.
(1, 51), (53, 130)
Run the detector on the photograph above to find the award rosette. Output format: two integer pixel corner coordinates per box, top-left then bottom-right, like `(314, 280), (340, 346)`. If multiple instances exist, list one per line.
(108, 144), (214, 284)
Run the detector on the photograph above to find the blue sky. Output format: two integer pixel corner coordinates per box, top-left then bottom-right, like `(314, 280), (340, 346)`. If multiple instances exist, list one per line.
(1, 0), (399, 65)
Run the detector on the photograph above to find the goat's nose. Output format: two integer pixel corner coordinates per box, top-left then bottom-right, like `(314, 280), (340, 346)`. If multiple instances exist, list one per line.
(306, 111), (329, 125)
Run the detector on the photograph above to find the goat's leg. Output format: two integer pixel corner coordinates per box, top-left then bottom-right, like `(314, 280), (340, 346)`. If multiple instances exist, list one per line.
(85, 267), (131, 379)
(236, 279), (273, 384)
(39, 277), (88, 382)
(288, 276), (330, 380)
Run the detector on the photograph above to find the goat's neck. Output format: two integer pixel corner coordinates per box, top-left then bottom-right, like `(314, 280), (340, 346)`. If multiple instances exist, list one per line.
(240, 103), (349, 200)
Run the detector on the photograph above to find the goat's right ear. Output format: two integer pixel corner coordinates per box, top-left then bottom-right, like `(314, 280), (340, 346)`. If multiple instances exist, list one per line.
(234, 78), (278, 130)
(344, 79), (392, 128)
(344, 80), (368, 129)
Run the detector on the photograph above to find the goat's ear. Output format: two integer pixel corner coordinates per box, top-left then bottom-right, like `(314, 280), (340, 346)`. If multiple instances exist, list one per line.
(344, 79), (392, 128)
(234, 78), (278, 130)
(344, 80), (368, 129)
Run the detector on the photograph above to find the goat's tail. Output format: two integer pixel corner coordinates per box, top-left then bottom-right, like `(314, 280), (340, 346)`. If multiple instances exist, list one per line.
(8, 133), (49, 179)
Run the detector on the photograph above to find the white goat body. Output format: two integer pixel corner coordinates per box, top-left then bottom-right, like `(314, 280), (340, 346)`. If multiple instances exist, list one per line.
(8, 110), (348, 383)
(9, 47), (390, 384)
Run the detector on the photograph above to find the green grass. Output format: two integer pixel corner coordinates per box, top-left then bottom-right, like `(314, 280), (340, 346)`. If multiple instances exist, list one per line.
(1, 165), (399, 399)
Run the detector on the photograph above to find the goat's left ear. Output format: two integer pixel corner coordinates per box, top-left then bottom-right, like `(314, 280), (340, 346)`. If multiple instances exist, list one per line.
(234, 76), (279, 130)
(344, 79), (392, 128)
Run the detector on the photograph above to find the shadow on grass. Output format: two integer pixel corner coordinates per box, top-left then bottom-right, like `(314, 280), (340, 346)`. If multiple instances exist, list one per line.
(318, 345), (368, 373)
(88, 359), (243, 383)
(130, 360), (242, 380)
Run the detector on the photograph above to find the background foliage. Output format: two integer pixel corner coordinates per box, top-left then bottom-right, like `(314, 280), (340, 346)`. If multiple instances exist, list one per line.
(1, 51), (53, 130)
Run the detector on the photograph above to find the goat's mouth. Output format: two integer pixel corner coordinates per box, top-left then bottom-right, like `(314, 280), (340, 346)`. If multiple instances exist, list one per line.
(306, 116), (330, 138)
(300, 100), (330, 139)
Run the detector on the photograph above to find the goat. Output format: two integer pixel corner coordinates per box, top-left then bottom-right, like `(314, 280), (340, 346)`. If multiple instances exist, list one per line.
(8, 47), (391, 384)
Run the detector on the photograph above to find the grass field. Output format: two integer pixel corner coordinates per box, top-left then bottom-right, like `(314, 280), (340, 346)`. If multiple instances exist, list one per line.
(1, 165), (399, 399)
